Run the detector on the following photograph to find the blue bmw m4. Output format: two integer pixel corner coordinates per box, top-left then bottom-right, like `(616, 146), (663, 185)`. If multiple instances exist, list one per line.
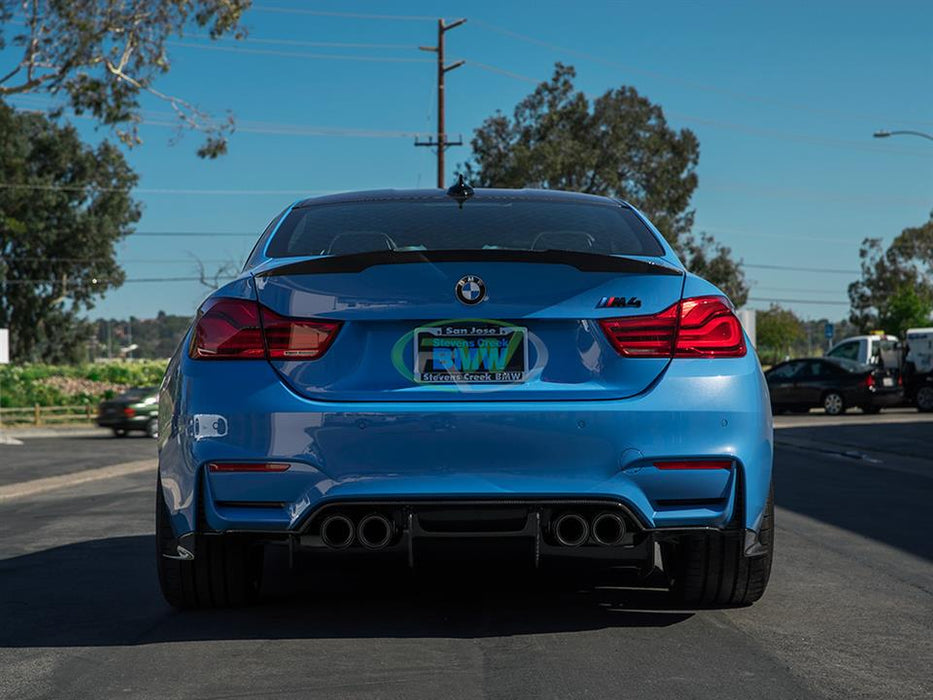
(156, 183), (773, 608)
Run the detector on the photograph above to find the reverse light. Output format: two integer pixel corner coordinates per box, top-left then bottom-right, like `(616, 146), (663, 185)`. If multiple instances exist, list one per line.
(189, 297), (340, 361)
(599, 295), (746, 358)
(653, 460), (733, 470)
(208, 462), (291, 472)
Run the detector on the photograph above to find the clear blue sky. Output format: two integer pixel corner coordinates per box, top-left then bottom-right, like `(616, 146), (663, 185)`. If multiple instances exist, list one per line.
(7, 0), (933, 323)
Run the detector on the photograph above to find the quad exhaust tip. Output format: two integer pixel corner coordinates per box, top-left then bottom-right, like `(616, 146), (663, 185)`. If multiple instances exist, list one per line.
(553, 513), (589, 547)
(591, 512), (627, 546)
(320, 514), (355, 549)
(358, 513), (394, 550)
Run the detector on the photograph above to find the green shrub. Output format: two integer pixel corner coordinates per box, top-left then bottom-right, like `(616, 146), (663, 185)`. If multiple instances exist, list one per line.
(0, 361), (168, 408)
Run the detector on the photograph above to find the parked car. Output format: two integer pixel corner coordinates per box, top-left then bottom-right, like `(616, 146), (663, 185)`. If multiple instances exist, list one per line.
(156, 185), (774, 609)
(765, 357), (902, 415)
(97, 387), (159, 437)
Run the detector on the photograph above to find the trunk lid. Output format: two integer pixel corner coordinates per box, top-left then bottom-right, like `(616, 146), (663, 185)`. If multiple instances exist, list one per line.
(254, 251), (684, 402)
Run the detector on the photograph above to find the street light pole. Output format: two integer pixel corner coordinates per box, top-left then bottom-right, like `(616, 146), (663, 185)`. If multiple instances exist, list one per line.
(873, 129), (933, 143)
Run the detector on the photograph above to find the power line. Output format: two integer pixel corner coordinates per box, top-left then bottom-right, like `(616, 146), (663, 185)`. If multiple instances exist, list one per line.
(186, 34), (419, 50)
(748, 297), (849, 306)
(167, 40), (434, 64)
(0, 183), (321, 195)
(744, 263), (859, 275)
(251, 6), (437, 21)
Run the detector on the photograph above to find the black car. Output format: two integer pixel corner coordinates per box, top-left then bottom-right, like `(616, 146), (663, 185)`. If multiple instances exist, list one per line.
(97, 387), (160, 437)
(764, 357), (902, 416)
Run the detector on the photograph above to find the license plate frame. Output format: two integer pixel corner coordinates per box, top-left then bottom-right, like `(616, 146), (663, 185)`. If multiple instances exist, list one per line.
(413, 323), (528, 384)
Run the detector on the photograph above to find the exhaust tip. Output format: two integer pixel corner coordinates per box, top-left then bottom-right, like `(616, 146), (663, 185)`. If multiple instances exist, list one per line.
(591, 512), (627, 546)
(553, 513), (589, 547)
(358, 513), (393, 550)
(320, 514), (355, 549)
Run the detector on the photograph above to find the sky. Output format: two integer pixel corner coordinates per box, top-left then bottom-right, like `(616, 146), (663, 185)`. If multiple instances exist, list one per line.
(5, 0), (933, 323)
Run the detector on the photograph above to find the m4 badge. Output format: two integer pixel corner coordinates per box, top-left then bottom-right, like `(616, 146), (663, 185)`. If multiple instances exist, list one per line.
(597, 296), (642, 309)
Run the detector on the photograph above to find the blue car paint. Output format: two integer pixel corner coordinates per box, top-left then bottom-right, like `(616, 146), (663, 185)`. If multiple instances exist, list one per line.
(158, 190), (773, 556)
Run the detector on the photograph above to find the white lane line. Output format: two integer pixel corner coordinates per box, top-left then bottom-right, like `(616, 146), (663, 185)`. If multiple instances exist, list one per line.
(0, 459), (156, 502)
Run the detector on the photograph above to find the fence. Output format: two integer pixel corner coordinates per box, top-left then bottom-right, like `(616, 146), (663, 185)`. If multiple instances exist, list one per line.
(0, 404), (96, 426)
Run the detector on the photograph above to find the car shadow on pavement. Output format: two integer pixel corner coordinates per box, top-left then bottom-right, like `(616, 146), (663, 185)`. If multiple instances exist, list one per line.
(775, 422), (933, 562)
(0, 535), (692, 648)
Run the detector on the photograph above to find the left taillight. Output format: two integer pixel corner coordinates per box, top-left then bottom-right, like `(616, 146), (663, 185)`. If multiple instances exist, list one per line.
(599, 295), (746, 358)
(189, 297), (340, 361)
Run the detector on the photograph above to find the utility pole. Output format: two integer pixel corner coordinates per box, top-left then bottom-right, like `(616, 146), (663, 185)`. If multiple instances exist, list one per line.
(416, 18), (466, 188)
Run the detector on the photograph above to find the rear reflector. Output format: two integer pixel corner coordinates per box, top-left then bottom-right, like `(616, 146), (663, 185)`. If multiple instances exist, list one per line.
(189, 297), (340, 361)
(599, 295), (746, 358)
(208, 462), (291, 472)
(653, 460), (733, 470)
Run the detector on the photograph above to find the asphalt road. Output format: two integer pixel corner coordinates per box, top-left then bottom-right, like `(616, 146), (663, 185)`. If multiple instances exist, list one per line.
(0, 417), (931, 699)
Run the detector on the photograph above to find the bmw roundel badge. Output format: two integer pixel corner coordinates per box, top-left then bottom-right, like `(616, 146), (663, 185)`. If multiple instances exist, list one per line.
(455, 275), (486, 305)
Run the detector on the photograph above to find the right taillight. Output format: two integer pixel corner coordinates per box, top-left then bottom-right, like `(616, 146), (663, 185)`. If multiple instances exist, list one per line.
(189, 297), (340, 361)
(599, 295), (746, 358)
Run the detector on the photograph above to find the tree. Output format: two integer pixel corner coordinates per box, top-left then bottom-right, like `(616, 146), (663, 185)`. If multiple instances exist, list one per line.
(879, 287), (932, 338)
(0, 101), (140, 361)
(756, 304), (804, 364)
(0, 0), (250, 157)
(464, 64), (699, 245)
(848, 216), (933, 333)
(681, 232), (749, 307)
(463, 63), (748, 304)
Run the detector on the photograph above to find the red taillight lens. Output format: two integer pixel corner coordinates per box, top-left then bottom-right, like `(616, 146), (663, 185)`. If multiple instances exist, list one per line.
(599, 295), (746, 358)
(123, 407), (136, 417)
(260, 306), (341, 360)
(598, 305), (678, 357)
(653, 460), (733, 470)
(863, 373), (875, 388)
(208, 462), (291, 472)
(190, 297), (340, 361)
(190, 298), (265, 359)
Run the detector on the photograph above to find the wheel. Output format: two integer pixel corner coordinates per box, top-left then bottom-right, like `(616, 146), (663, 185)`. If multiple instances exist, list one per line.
(666, 484), (774, 607)
(822, 392), (846, 416)
(145, 418), (159, 439)
(156, 481), (263, 609)
(916, 386), (933, 413)
(861, 406), (881, 415)
(112, 428), (127, 438)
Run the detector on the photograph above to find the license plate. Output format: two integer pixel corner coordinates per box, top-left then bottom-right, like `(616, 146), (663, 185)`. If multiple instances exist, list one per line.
(883, 377), (894, 387)
(414, 323), (528, 384)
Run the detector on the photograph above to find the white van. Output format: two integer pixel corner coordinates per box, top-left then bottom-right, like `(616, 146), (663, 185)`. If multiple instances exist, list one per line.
(905, 328), (933, 375)
(826, 334), (899, 367)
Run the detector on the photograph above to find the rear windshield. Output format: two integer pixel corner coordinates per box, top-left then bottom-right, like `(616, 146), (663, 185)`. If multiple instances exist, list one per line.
(265, 200), (665, 258)
(825, 358), (872, 373)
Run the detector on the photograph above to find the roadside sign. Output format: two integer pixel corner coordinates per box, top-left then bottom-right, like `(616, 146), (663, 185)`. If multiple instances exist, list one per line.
(0, 329), (8, 364)
(824, 323), (834, 340)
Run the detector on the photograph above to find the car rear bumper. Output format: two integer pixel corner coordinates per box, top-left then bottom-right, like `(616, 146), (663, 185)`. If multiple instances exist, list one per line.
(97, 415), (153, 429)
(158, 350), (773, 552)
(862, 388), (903, 408)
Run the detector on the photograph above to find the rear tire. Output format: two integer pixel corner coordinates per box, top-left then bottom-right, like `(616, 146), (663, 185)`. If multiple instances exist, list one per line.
(822, 391), (846, 416)
(667, 484), (774, 607)
(916, 386), (933, 413)
(156, 481), (263, 609)
(145, 418), (159, 439)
